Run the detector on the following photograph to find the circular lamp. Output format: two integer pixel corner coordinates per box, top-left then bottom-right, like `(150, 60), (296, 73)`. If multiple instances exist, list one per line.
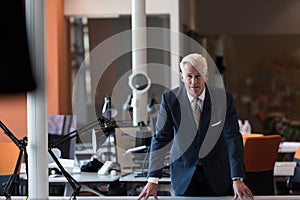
(128, 72), (151, 93)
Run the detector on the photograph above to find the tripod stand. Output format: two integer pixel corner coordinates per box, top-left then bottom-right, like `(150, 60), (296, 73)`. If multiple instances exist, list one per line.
(0, 121), (28, 200)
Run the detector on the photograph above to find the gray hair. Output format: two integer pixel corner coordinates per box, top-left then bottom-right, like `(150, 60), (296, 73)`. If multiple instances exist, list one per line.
(179, 53), (208, 75)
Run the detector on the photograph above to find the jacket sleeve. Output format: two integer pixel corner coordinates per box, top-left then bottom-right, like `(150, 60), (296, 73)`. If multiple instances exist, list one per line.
(148, 92), (174, 178)
(223, 92), (246, 178)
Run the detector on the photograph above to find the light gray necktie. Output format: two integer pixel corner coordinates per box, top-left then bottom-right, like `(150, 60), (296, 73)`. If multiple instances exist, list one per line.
(192, 98), (201, 128)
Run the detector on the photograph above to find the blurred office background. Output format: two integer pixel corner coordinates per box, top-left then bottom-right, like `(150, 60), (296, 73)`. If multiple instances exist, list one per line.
(1, 0), (300, 197)
(1, 0), (300, 144)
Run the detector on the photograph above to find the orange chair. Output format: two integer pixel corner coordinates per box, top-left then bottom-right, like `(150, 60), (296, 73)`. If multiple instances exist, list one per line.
(0, 142), (21, 175)
(0, 142), (22, 195)
(294, 146), (300, 159)
(287, 146), (300, 194)
(243, 134), (281, 195)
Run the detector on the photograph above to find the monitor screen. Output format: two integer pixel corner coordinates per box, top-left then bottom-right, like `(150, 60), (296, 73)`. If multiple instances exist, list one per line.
(135, 129), (152, 149)
(48, 115), (77, 159)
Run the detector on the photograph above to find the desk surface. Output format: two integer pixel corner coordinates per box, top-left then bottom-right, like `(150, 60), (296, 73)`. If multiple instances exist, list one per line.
(2, 196), (300, 200)
(279, 142), (300, 153)
(20, 160), (296, 185)
(46, 160), (296, 184)
(274, 161), (297, 176)
(49, 172), (120, 183)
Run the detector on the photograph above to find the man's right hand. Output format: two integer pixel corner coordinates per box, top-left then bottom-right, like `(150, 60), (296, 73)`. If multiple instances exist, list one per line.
(137, 182), (159, 200)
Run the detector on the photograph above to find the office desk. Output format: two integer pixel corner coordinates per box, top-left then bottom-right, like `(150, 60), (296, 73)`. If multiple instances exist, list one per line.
(273, 161), (297, 195)
(274, 161), (297, 176)
(49, 172), (120, 196)
(19, 172), (120, 196)
(118, 162), (297, 197)
(120, 161), (296, 182)
(19, 161), (296, 197)
(279, 142), (300, 153)
(2, 196), (300, 200)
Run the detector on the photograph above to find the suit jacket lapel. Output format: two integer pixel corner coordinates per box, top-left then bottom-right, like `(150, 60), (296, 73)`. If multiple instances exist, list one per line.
(198, 88), (212, 143)
(201, 87), (212, 129)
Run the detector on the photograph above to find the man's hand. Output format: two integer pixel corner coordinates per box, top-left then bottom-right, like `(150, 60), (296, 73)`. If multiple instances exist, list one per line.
(232, 180), (254, 200)
(137, 182), (158, 200)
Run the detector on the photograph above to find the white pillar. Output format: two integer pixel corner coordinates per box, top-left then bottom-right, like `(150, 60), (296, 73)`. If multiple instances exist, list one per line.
(26, 0), (49, 199)
(131, 0), (148, 126)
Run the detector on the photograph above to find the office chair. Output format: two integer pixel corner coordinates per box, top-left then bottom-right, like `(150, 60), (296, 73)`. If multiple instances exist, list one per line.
(242, 133), (264, 145)
(243, 134), (281, 195)
(0, 142), (22, 196)
(287, 146), (300, 194)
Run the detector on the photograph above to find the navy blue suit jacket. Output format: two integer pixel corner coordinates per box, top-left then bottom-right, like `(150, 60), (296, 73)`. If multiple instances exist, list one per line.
(148, 85), (245, 195)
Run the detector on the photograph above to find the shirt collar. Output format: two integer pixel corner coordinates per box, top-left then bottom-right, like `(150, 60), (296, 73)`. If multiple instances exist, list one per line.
(187, 87), (206, 103)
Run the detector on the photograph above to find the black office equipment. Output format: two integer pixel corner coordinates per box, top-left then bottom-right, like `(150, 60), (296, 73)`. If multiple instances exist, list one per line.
(0, 1), (35, 94)
(135, 129), (152, 153)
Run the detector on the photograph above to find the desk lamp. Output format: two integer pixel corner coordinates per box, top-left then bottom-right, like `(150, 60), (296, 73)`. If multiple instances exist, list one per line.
(101, 95), (117, 161)
(48, 116), (116, 199)
(0, 121), (29, 200)
(102, 95), (117, 120)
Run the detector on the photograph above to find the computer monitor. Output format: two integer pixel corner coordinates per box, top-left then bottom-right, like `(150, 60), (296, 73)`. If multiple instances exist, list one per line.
(135, 129), (152, 152)
(48, 115), (77, 159)
(114, 126), (152, 172)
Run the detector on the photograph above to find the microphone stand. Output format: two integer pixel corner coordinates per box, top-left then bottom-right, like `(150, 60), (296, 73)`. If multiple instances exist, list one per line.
(48, 116), (116, 200)
(0, 121), (29, 200)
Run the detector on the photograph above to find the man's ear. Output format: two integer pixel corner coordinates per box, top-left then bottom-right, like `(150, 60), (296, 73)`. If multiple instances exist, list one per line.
(204, 72), (209, 82)
(180, 72), (184, 82)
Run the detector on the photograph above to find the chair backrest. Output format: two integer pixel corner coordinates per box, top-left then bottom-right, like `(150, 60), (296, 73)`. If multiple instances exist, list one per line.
(244, 134), (281, 172)
(0, 142), (20, 175)
(294, 146), (300, 160)
(242, 133), (264, 145)
(291, 146), (300, 183)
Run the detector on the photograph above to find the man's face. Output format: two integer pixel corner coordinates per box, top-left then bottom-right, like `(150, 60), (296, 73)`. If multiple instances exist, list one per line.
(180, 63), (207, 97)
